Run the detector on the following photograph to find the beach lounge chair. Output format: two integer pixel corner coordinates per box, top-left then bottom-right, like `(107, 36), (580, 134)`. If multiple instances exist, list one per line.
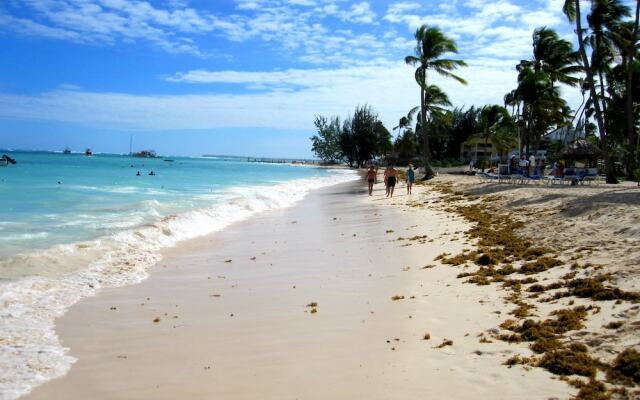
(477, 172), (499, 183)
(520, 174), (542, 184)
(541, 172), (563, 185)
(497, 165), (512, 183)
(575, 168), (601, 185)
(562, 177), (578, 185)
(580, 174), (601, 185)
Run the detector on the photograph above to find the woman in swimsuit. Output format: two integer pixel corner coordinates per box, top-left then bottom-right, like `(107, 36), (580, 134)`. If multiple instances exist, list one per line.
(406, 164), (415, 195)
(365, 166), (376, 196)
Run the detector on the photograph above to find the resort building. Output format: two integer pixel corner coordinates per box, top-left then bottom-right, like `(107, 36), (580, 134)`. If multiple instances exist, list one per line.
(460, 138), (498, 162)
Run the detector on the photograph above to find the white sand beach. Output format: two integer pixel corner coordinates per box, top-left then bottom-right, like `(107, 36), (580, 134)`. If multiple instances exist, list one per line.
(23, 177), (582, 400)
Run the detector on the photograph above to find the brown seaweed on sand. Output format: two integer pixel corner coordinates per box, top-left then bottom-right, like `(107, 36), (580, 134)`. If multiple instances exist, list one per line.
(435, 339), (453, 348)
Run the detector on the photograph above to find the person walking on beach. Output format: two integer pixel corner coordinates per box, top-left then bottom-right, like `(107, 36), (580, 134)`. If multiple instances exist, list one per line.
(365, 166), (376, 196)
(528, 154), (536, 176)
(383, 166), (390, 195)
(406, 164), (415, 195)
(519, 155), (529, 176)
(384, 165), (398, 198)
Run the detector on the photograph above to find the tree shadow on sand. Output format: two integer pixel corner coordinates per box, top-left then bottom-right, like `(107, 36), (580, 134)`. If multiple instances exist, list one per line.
(465, 184), (639, 218)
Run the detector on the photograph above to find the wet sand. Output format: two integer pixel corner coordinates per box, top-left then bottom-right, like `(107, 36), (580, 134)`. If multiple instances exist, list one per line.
(25, 179), (570, 400)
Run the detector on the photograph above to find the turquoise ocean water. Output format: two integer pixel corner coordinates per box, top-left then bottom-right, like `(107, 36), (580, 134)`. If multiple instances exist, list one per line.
(0, 151), (357, 399)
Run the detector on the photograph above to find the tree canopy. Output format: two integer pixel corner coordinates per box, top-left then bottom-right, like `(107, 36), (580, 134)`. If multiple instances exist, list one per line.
(311, 105), (392, 167)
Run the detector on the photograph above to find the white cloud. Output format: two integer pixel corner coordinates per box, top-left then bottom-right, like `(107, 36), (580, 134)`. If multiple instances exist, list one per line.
(383, 0), (573, 63)
(2, 0), (387, 62)
(0, 0), (224, 56)
(0, 62), (582, 134)
(0, 13), (84, 42)
(384, 2), (421, 23)
(341, 2), (376, 24)
(0, 0), (588, 139)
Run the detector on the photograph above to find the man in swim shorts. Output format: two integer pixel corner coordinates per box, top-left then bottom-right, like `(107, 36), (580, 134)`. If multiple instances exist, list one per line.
(384, 164), (398, 198)
(365, 166), (376, 196)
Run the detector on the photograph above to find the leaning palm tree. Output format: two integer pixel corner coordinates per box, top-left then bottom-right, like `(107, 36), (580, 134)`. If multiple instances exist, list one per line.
(405, 25), (467, 179)
(563, 0), (630, 183)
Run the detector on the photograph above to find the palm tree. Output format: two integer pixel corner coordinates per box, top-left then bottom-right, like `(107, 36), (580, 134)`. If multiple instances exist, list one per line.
(504, 89), (522, 151)
(405, 25), (467, 179)
(588, 0), (630, 131)
(492, 128), (519, 163)
(511, 61), (570, 156)
(609, 8), (640, 178)
(423, 85), (452, 115)
(528, 27), (582, 87)
(563, 0), (631, 183)
(477, 105), (515, 168)
(393, 107), (419, 139)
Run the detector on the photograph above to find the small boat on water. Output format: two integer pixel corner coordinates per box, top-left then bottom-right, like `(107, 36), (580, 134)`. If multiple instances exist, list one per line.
(63, 148), (71, 154)
(1, 154), (17, 166)
(134, 150), (157, 158)
(85, 148), (93, 156)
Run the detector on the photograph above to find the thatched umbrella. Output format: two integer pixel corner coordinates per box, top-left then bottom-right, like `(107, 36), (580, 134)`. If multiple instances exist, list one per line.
(559, 139), (602, 166)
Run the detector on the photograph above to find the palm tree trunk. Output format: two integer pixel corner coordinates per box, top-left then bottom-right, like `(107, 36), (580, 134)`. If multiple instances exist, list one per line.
(526, 109), (534, 157)
(573, 0), (618, 183)
(421, 87), (434, 179)
(484, 135), (490, 172)
(516, 102), (522, 155)
(626, 1), (639, 179)
(597, 68), (608, 128)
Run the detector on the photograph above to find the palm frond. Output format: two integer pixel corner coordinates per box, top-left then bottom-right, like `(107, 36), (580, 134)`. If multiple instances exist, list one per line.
(434, 68), (468, 85)
(405, 55), (420, 66)
(563, 0), (576, 22)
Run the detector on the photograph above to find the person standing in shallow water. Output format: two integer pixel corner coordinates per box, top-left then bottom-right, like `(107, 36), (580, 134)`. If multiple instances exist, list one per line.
(406, 164), (415, 195)
(384, 165), (398, 198)
(365, 166), (376, 196)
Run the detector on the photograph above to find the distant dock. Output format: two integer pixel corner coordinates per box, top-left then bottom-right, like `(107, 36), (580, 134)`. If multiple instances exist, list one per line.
(203, 155), (323, 165)
(246, 157), (321, 165)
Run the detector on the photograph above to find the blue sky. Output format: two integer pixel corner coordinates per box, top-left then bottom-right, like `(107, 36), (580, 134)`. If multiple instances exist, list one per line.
(0, 0), (590, 157)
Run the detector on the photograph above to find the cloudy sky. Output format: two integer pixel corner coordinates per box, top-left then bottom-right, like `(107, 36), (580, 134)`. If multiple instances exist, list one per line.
(0, 0), (585, 157)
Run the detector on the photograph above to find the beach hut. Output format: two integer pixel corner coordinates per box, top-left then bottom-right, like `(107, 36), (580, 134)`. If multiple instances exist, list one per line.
(558, 139), (602, 168)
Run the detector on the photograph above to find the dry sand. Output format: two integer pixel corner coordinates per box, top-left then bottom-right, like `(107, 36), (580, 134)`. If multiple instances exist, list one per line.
(429, 174), (640, 364)
(25, 175), (638, 400)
